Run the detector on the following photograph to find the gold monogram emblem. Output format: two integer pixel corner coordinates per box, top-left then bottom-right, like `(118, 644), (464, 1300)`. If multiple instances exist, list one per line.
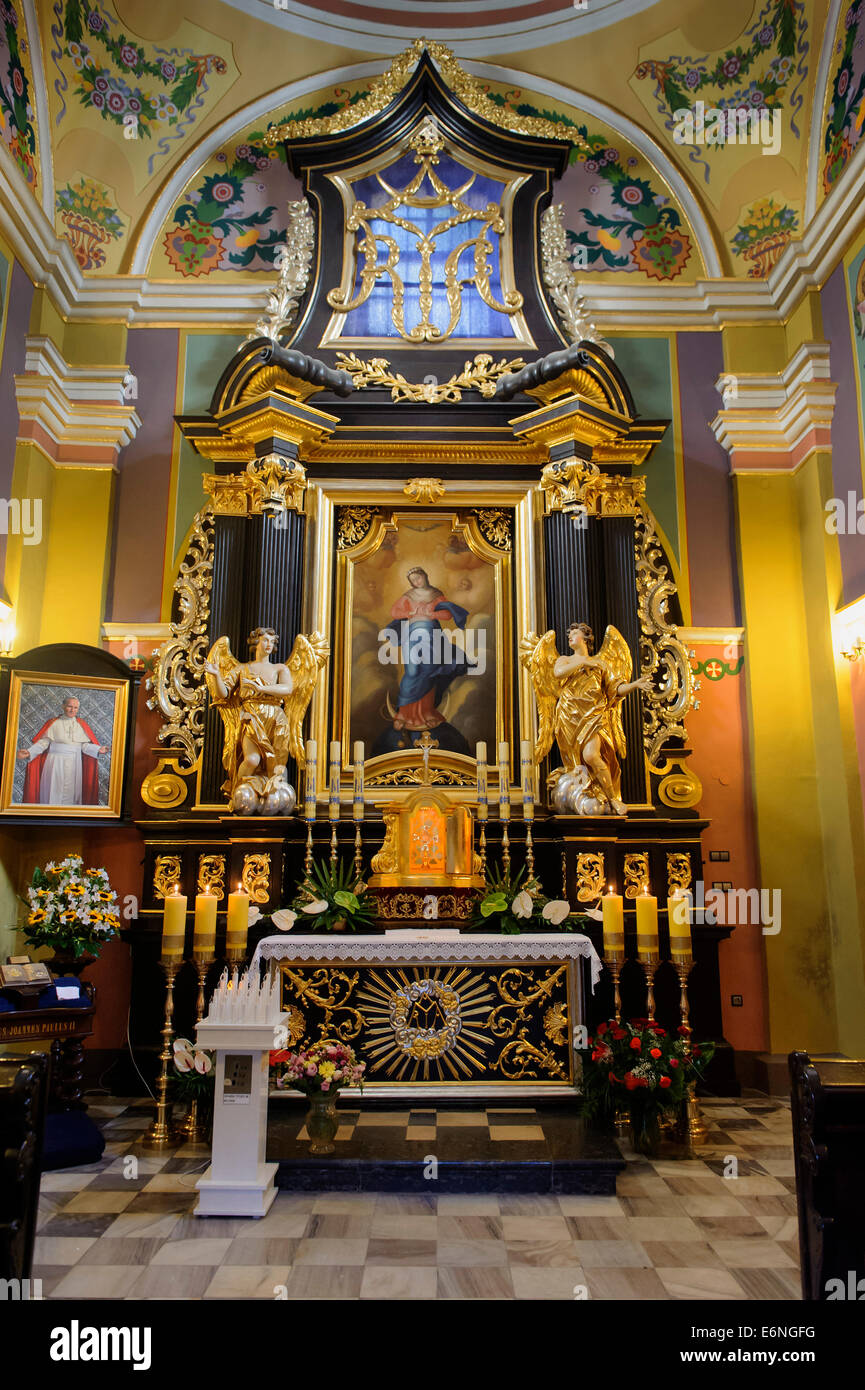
(389, 978), (462, 1059)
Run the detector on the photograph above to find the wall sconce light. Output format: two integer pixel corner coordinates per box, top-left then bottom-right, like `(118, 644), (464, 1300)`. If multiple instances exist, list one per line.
(835, 595), (865, 662)
(0, 601), (14, 657)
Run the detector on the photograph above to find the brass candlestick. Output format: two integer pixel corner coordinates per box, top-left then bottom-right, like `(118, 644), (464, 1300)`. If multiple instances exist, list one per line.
(304, 821), (314, 877)
(353, 821), (363, 885)
(639, 951), (659, 1024)
(142, 959), (182, 1150)
(478, 819), (487, 876)
(673, 953), (708, 1146)
(605, 951), (624, 1022)
(501, 823), (510, 876)
(525, 821), (535, 880)
(329, 820), (338, 866)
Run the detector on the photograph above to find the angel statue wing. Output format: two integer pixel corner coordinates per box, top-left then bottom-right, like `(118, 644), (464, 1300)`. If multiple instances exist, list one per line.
(205, 637), (242, 789)
(596, 625), (632, 760)
(283, 631), (330, 767)
(519, 630), (562, 763)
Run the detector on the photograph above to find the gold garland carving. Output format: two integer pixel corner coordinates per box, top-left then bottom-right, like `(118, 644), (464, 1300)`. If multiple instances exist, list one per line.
(371, 891), (475, 920)
(153, 855), (183, 900)
(543, 1002), (569, 1047)
(575, 852), (605, 902)
(265, 40), (591, 149)
(246, 200), (314, 346)
(497, 1028), (569, 1081)
(197, 854), (226, 901)
(241, 853), (272, 904)
(666, 851), (693, 895)
(404, 477), (445, 505)
(487, 965), (567, 1037)
(624, 852), (650, 899)
(281, 967), (363, 1042)
(146, 506), (213, 770)
(337, 506), (379, 548)
(366, 767), (474, 789)
(370, 813), (399, 874)
(540, 203), (613, 355)
(473, 508), (512, 550)
(334, 351), (526, 404)
(635, 506), (696, 773)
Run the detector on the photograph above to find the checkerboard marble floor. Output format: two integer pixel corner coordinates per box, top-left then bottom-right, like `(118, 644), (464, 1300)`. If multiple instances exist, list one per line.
(33, 1095), (801, 1300)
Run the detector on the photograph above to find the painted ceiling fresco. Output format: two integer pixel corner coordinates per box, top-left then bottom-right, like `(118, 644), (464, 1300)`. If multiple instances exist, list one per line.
(0, 1), (850, 285)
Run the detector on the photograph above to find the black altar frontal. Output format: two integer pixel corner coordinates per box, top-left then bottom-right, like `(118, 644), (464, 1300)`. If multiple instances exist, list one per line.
(131, 45), (735, 1100)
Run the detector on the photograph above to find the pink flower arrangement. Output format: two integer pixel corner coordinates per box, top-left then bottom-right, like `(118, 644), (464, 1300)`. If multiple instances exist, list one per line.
(270, 1039), (365, 1095)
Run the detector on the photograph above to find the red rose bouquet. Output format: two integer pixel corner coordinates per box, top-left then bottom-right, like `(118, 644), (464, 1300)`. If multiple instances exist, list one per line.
(579, 1019), (715, 1153)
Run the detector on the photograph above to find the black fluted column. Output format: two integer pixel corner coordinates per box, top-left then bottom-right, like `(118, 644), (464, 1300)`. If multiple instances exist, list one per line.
(541, 509), (647, 803)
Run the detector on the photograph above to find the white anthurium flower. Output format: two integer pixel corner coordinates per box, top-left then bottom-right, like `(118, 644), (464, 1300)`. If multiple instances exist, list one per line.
(173, 1037), (194, 1054)
(301, 899), (329, 914)
(512, 890), (534, 920)
(194, 1051), (213, 1075)
(174, 1051), (193, 1073)
(248, 906), (262, 926)
(272, 908), (298, 932)
(542, 899), (571, 925)
(582, 906), (604, 921)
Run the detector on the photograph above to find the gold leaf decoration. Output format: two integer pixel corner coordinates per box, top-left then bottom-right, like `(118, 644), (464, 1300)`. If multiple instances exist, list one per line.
(334, 352), (526, 404)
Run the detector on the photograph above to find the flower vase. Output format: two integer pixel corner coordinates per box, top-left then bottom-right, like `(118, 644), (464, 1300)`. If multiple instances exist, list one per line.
(46, 948), (96, 979)
(628, 1107), (662, 1158)
(306, 1091), (339, 1154)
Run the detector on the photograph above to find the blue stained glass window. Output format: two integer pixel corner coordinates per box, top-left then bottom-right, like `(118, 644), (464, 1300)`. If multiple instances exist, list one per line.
(337, 151), (515, 340)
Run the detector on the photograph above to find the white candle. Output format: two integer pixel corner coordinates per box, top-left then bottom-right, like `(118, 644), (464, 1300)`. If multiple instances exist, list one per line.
(304, 739), (317, 821)
(520, 739), (534, 822)
(329, 740), (341, 823)
(498, 741), (510, 823)
(353, 741), (364, 822)
(476, 741), (488, 823)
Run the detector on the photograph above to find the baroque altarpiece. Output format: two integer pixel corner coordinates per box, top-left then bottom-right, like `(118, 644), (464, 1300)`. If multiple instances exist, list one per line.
(134, 45), (733, 1091)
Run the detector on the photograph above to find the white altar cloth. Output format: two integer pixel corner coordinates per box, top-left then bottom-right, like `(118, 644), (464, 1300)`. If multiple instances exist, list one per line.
(252, 932), (602, 990)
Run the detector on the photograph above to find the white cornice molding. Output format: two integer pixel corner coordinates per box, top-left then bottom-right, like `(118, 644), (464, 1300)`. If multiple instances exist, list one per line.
(678, 626), (744, 646)
(14, 336), (141, 458)
(102, 622), (171, 646)
(709, 342), (836, 459)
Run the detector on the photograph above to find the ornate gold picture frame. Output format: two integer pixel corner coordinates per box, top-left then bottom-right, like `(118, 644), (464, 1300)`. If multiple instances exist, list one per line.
(0, 671), (129, 819)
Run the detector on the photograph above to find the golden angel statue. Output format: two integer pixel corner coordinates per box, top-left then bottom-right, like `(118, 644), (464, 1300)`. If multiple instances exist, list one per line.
(204, 626), (329, 815)
(520, 621), (651, 816)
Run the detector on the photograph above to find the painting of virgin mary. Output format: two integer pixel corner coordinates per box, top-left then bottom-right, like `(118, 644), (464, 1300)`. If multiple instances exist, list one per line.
(390, 567), (473, 732)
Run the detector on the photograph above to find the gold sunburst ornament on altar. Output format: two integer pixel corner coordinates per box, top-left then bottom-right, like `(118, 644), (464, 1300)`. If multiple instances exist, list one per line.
(357, 966), (495, 1081)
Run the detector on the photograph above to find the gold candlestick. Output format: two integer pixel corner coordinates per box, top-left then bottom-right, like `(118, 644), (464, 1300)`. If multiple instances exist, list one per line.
(639, 951), (659, 1024)
(354, 823), (363, 885)
(478, 821), (487, 877)
(525, 823), (535, 881)
(330, 821), (338, 866)
(304, 821), (314, 877)
(605, 951), (624, 1022)
(177, 953), (214, 1145)
(142, 959), (182, 1150)
(501, 823), (510, 876)
(673, 954), (708, 1146)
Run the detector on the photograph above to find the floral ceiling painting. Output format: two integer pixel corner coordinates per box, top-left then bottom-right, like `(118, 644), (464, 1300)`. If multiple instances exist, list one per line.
(1, 0), (39, 189)
(631, 0), (810, 195)
(46, 0), (235, 188)
(730, 194), (800, 276)
(822, 1), (865, 199)
(55, 173), (127, 271)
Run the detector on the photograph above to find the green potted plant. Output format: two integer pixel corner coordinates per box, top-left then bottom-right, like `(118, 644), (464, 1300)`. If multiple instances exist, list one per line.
(288, 855), (375, 932)
(470, 863), (588, 935)
(23, 854), (120, 976)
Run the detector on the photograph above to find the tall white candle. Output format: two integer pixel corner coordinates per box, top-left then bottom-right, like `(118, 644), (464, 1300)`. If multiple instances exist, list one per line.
(329, 740), (341, 823)
(304, 739), (317, 820)
(353, 741), (365, 822)
(498, 741), (510, 823)
(520, 739), (534, 822)
(476, 741), (488, 823)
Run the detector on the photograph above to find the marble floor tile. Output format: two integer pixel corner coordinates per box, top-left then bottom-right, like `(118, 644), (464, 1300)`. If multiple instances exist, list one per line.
(102, 1212), (182, 1239)
(656, 1266), (748, 1300)
(224, 1237), (300, 1265)
(677, 1193), (751, 1218)
(366, 1238), (438, 1265)
(435, 1112), (488, 1127)
(40, 1212), (128, 1240)
(39, 1171), (97, 1193)
(694, 1216), (767, 1240)
(756, 1215), (798, 1241)
(236, 1211), (311, 1238)
(498, 1195), (563, 1216)
(51, 1264), (144, 1299)
(284, 1265), (364, 1298)
(618, 1196), (687, 1218)
(731, 1267), (802, 1299)
(134, 1265), (217, 1299)
(508, 1264), (587, 1300)
(304, 1213), (374, 1239)
(757, 1158), (797, 1177)
(437, 1239), (509, 1266)
(374, 1193), (437, 1214)
(583, 1268), (670, 1300)
(125, 1192), (198, 1214)
(142, 1174), (203, 1193)
(437, 1195), (501, 1215)
(436, 1215), (503, 1242)
(61, 1189), (137, 1214)
(307, 1194), (375, 1214)
(500, 1216), (572, 1242)
(489, 1126), (546, 1141)
(623, 1216), (703, 1242)
(709, 1239), (797, 1268)
(437, 1266), (515, 1299)
(30, 1265), (75, 1297)
(293, 1238), (369, 1265)
(505, 1240), (583, 1267)
(78, 1236), (167, 1265)
(572, 1239), (651, 1268)
(565, 1217), (631, 1240)
(370, 1214), (438, 1239)
(152, 1237), (233, 1265)
(642, 1240), (724, 1269)
(359, 1265), (436, 1300)
(33, 1235), (96, 1265)
(721, 1175), (789, 1195)
(204, 1266), (292, 1299)
(355, 1113), (411, 1126)
(556, 1195), (625, 1217)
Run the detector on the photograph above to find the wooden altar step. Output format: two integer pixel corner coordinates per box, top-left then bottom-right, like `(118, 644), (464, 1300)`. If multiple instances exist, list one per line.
(268, 1100), (625, 1195)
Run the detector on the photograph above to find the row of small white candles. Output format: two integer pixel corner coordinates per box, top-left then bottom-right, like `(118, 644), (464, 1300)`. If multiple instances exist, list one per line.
(205, 966), (280, 1024)
(475, 740), (534, 821)
(161, 883), (250, 960)
(601, 885), (693, 958)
